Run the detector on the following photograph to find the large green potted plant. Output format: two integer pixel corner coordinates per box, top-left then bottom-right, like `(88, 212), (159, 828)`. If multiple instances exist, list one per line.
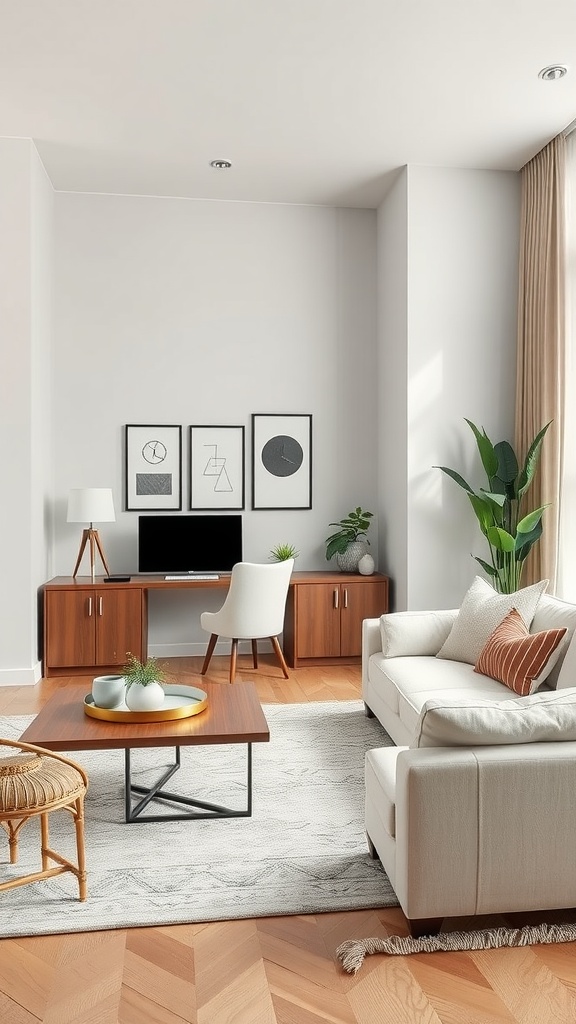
(325, 507), (374, 572)
(436, 419), (550, 594)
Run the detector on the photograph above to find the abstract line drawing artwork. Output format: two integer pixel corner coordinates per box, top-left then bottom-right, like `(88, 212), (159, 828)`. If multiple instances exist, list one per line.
(189, 426), (245, 510)
(125, 425), (182, 510)
(203, 445), (233, 493)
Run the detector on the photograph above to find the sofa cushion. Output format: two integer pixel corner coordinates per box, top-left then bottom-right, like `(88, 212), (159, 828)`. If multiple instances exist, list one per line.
(412, 689), (576, 748)
(397, 679), (511, 737)
(379, 609), (457, 657)
(474, 608), (567, 696)
(531, 594), (576, 688)
(436, 576), (548, 666)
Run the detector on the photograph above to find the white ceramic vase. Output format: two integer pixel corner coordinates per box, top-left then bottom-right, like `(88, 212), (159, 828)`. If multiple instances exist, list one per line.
(92, 674), (126, 709)
(125, 680), (165, 711)
(358, 553), (375, 576)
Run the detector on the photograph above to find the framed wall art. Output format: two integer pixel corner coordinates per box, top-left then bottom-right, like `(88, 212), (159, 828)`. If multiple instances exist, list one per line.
(189, 425), (245, 510)
(125, 424), (182, 510)
(252, 413), (312, 510)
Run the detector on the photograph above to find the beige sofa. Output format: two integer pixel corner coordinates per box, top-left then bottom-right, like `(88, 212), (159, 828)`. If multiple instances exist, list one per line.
(361, 582), (576, 934)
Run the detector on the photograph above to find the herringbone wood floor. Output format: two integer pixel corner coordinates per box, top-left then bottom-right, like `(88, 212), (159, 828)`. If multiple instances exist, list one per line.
(1, 658), (576, 1023)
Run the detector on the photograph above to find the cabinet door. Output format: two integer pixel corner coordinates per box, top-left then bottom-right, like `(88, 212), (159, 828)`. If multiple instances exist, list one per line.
(95, 588), (143, 666)
(340, 581), (389, 657)
(45, 590), (96, 668)
(295, 583), (341, 658)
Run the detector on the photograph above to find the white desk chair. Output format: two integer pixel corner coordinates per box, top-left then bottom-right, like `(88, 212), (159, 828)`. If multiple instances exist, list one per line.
(200, 559), (294, 684)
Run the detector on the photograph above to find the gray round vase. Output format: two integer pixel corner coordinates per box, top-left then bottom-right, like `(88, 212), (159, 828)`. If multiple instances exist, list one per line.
(92, 674), (126, 709)
(336, 540), (367, 573)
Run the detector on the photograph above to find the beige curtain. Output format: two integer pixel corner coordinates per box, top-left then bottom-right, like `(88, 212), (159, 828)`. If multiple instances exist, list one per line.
(515, 134), (566, 591)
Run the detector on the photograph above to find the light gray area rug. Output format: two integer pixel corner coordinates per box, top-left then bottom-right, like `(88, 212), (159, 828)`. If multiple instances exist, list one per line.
(0, 700), (398, 938)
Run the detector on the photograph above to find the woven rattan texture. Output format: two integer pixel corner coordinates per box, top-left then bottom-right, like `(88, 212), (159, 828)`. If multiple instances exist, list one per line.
(0, 756), (86, 812)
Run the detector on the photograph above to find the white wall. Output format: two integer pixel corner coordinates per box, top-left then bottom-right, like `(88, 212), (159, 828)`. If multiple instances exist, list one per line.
(53, 194), (379, 653)
(377, 170), (409, 610)
(0, 139), (53, 682)
(377, 166), (520, 610)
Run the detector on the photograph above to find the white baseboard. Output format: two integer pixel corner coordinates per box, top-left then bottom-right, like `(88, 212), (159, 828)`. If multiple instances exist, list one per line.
(149, 640), (263, 659)
(0, 662), (42, 687)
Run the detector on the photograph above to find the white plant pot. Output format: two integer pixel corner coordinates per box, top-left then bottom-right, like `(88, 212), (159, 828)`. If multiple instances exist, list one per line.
(125, 680), (165, 711)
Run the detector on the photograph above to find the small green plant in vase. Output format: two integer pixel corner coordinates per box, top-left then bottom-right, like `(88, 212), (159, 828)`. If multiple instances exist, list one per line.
(325, 507), (374, 572)
(269, 543), (299, 562)
(122, 653), (167, 712)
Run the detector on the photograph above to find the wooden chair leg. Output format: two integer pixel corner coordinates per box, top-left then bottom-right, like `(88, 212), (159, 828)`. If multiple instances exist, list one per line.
(270, 635), (290, 678)
(251, 639), (258, 668)
(74, 796), (88, 901)
(41, 812), (49, 870)
(230, 639), (238, 683)
(201, 634), (218, 675)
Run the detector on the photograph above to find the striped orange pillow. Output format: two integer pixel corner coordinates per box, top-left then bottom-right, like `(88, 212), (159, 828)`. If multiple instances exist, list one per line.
(475, 607), (567, 696)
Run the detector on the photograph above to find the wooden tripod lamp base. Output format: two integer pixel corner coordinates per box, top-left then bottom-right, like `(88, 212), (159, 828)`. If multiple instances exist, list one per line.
(72, 529), (111, 580)
(67, 489), (116, 581)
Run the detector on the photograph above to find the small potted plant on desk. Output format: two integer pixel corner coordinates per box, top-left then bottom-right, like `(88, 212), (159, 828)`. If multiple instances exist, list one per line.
(269, 543), (299, 562)
(123, 653), (167, 711)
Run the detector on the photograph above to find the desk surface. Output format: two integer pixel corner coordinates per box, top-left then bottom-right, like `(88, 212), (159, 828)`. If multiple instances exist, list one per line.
(45, 570), (388, 590)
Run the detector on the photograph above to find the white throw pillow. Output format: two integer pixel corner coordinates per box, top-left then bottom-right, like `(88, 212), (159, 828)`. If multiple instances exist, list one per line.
(379, 609), (458, 658)
(412, 689), (576, 748)
(436, 576), (548, 666)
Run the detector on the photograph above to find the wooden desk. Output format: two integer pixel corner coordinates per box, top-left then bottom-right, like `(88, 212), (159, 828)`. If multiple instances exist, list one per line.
(42, 571), (389, 677)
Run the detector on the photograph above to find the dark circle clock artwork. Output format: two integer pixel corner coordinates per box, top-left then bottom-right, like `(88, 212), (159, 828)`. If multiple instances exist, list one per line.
(142, 440), (167, 464)
(261, 435), (304, 477)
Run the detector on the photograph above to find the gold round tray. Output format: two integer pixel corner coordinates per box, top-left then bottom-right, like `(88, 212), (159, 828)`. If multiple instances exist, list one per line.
(84, 685), (208, 723)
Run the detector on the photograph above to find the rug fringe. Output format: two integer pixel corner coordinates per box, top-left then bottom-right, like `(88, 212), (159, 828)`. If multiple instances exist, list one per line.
(336, 923), (576, 973)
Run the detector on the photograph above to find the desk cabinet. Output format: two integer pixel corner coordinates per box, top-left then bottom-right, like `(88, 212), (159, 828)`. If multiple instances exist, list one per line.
(283, 573), (389, 667)
(44, 586), (144, 675)
(42, 571), (389, 677)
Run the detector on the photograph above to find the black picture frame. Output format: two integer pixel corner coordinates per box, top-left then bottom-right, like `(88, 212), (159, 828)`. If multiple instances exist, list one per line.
(252, 413), (312, 510)
(125, 424), (182, 511)
(189, 425), (245, 510)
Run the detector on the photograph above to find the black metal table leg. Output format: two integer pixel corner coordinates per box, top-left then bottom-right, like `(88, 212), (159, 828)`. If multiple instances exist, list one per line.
(124, 744), (253, 823)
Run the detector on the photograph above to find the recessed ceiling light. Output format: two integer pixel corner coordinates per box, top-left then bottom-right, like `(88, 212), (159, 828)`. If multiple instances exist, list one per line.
(538, 65), (568, 81)
(210, 159), (232, 169)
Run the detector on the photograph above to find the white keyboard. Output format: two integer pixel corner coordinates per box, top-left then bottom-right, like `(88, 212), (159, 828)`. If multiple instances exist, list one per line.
(165, 574), (219, 581)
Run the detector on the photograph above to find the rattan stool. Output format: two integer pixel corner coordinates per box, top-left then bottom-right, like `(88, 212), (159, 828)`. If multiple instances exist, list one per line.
(0, 738), (88, 900)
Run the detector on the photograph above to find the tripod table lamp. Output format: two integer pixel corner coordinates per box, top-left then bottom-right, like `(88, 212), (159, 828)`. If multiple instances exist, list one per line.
(67, 488), (115, 579)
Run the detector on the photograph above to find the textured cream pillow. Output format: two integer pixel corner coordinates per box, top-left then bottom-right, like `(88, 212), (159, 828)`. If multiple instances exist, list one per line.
(436, 576), (548, 666)
(379, 609), (457, 658)
(412, 689), (576, 748)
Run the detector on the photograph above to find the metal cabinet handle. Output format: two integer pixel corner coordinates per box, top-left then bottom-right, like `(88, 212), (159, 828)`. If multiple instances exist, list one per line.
(87, 597), (93, 617)
(334, 588), (339, 609)
(98, 596), (103, 616)
(343, 588), (348, 609)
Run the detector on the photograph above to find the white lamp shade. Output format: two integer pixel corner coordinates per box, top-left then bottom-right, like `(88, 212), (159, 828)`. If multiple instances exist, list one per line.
(67, 488), (116, 524)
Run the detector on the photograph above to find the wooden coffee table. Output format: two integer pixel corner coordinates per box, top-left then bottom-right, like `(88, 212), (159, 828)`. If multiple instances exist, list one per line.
(19, 680), (270, 823)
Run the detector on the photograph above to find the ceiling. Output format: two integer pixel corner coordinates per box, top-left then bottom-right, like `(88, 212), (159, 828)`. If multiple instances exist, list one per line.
(1, 0), (575, 208)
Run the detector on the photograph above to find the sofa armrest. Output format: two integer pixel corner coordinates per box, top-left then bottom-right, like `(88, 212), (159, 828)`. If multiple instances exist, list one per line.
(393, 742), (576, 921)
(362, 618), (382, 690)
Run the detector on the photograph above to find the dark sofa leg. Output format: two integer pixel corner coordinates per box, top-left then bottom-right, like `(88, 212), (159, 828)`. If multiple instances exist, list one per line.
(366, 834), (380, 860)
(364, 703), (375, 718)
(407, 917), (443, 938)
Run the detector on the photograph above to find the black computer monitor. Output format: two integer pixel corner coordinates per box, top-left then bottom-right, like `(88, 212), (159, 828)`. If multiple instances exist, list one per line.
(137, 514), (243, 573)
